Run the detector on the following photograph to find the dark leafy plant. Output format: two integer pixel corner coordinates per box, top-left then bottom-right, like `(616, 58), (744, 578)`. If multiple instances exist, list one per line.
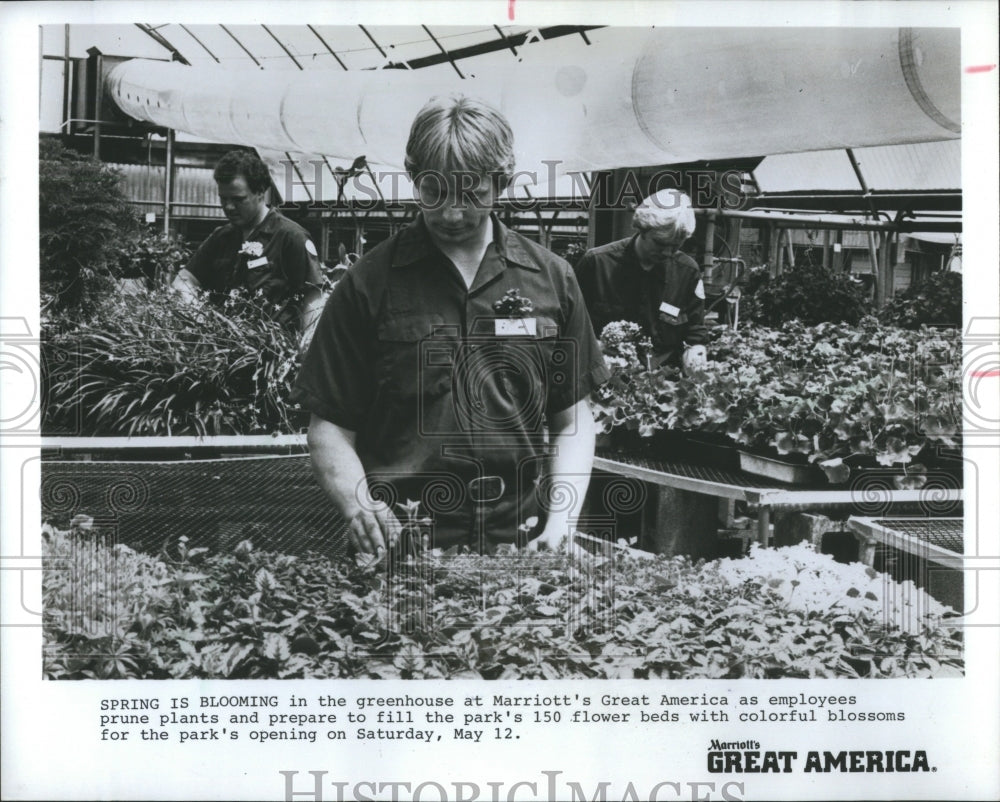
(42, 287), (303, 436)
(742, 263), (869, 326)
(107, 227), (192, 286)
(594, 318), (962, 483)
(39, 139), (134, 314)
(39, 138), (191, 320)
(43, 520), (963, 680)
(880, 269), (962, 329)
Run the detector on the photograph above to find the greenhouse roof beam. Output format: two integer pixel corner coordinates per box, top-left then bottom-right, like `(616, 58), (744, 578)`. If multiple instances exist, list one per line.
(263, 25), (303, 71)
(718, 208), (960, 234)
(747, 190), (961, 214)
(220, 25), (262, 68)
(179, 24), (220, 64)
(134, 23), (190, 65)
(395, 26), (602, 70)
(358, 25), (388, 60)
(308, 24), (348, 71)
(845, 147), (883, 220)
(422, 25), (464, 78)
(492, 25), (519, 58)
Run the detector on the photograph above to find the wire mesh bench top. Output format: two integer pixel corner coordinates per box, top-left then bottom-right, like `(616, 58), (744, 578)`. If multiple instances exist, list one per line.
(42, 454), (348, 559)
(847, 517), (965, 569)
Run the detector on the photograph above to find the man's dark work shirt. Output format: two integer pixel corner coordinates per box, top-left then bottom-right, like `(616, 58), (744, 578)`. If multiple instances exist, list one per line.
(575, 236), (708, 366)
(186, 208), (323, 332)
(293, 216), (609, 550)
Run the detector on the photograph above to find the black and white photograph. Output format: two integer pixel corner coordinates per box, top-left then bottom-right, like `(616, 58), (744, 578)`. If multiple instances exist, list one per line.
(2, 1), (998, 800)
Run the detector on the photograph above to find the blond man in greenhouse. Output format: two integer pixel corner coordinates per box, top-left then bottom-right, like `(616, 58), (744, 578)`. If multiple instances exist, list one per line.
(293, 95), (608, 559)
(575, 188), (708, 371)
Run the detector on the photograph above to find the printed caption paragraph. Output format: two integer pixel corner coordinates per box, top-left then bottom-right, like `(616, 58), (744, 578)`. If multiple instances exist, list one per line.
(97, 691), (909, 745)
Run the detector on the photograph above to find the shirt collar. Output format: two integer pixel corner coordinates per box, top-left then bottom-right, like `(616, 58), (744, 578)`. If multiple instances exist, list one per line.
(252, 208), (279, 236)
(233, 208), (278, 241)
(391, 214), (540, 272)
(629, 233), (672, 274)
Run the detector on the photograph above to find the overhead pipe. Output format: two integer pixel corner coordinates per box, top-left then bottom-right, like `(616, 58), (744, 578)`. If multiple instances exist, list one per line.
(106, 27), (960, 175)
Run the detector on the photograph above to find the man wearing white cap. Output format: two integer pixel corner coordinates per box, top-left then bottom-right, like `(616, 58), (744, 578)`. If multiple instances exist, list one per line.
(575, 189), (708, 371)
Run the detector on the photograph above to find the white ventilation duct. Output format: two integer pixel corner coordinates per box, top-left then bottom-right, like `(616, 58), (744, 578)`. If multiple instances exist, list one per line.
(106, 27), (960, 174)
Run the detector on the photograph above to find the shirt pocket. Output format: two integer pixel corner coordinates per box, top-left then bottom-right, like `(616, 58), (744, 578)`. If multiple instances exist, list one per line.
(481, 315), (561, 429)
(376, 313), (451, 400)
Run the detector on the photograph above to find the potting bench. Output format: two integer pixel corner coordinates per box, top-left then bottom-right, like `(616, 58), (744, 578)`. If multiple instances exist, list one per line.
(39, 437), (964, 558)
(592, 449), (964, 549)
(844, 516), (980, 611)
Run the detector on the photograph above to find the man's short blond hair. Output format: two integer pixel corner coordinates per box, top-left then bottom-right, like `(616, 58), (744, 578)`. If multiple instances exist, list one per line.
(632, 189), (697, 242)
(404, 95), (515, 189)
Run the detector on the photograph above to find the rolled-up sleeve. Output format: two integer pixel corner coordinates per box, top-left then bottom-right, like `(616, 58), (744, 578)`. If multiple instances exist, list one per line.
(291, 273), (373, 430)
(683, 276), (709, 346)
(280, 228), (325, 291)
(185, 228), (224, 287)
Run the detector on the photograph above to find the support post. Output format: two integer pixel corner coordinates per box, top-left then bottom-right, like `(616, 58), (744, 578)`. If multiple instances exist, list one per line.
(868, 231), (883, 305)
(880, 230), (895, 301)
(757, 505), (771, 547)
(92, 52), (102, 159)
(642, 486), (719, 560)
(63, 25), (72, 129)
(163, 128), (175, 234)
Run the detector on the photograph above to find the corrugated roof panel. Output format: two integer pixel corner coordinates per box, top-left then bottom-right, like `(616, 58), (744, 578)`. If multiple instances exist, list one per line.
(110, 162), (224, 218)
(173, 165), (226, 217)
(753, 140), (960, 193)
(754, 149), (860, 192)
(849, 140), (960, 191)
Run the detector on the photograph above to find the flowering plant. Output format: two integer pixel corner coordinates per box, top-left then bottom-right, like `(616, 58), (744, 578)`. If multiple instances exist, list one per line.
(598, 320), (652, 372)
(492, 288), (534, 318)
(592, 317), (962, 483)
(239, 241), (264, 258)
(698, 319), (962, 482)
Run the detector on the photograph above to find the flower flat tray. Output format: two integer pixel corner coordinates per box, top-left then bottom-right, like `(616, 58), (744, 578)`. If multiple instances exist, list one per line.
(738, 452), (816, 485)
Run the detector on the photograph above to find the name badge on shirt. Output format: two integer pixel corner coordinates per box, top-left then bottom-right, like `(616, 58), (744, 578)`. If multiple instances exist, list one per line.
(658, 301), (681, 321)
(495, 318), (537, 336)
(247, 256), (269, 269)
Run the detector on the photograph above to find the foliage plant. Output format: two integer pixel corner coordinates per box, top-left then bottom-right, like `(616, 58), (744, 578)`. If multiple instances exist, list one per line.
(594, 318), (961, 484)
(742, 262), (869, 326)
(593, 321), (732, 440)
(42, 519), (963, 680)
(880, 269), (962, 330)
(108, 227), (192, 287)
(39, 138), (189, 316)
(42, 287), (303, 436)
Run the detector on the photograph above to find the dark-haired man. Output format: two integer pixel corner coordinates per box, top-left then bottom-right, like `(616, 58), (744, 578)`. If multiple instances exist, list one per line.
(172, 150), (325, 345)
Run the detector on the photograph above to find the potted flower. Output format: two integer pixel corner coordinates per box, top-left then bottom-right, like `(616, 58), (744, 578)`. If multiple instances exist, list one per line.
(718, 319), (962, 486)
(592, 321), (741, 465)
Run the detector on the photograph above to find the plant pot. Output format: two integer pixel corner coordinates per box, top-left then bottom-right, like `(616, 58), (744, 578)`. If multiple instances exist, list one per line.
(738, 451), (817, 484)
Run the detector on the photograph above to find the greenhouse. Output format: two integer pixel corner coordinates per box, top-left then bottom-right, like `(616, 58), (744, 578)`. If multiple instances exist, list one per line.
(36, 23), (972, 681)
